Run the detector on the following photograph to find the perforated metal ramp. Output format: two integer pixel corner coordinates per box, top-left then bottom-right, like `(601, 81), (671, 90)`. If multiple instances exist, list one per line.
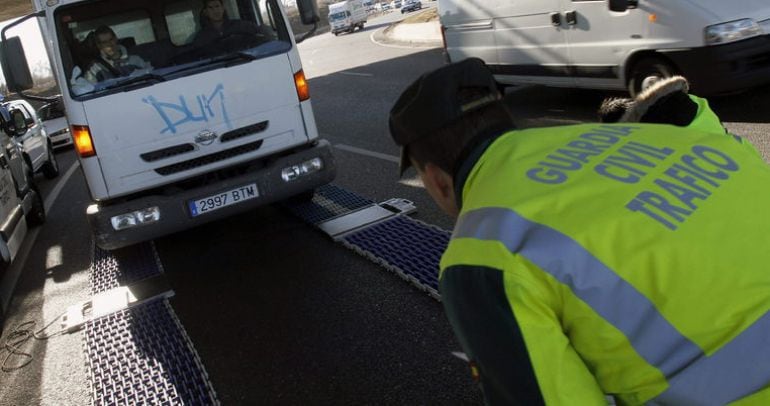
(284, 184), (450, 300)
(81, 184), (447, 404)
(84, 243), (219, 405)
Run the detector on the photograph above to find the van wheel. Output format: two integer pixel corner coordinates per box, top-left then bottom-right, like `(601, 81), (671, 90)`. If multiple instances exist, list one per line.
(628, 57), (675, 97)
(42, 145), (60, 179)
(26, 183), (46, 227)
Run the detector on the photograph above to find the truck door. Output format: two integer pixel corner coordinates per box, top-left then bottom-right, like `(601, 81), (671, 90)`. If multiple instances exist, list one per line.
(492, 0), (573, 87)
(0, 131), (29, 195)
(561, 0), (647, 89)
(13, 102), (46, 171)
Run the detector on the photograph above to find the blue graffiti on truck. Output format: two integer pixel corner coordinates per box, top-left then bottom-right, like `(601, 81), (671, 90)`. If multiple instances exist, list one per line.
(143, 84), (232, 134)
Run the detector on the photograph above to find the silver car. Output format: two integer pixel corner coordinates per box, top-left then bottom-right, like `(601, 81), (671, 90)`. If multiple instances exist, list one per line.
(38, 98), (72, 151)
(2, 99), (60, 179)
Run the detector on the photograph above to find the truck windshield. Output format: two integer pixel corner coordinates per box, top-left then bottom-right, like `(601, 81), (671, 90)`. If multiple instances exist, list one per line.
(329, 12), (348, 22)
(56, 0), (292, 99)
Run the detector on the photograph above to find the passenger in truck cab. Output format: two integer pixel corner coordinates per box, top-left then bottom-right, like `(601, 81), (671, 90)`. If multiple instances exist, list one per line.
(191, 0), (272, 47)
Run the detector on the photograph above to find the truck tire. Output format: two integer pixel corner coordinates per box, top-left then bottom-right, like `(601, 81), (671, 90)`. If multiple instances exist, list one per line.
(42, 145), (60, 179)
(26, 183), (46, 227)
(287, 189), (316, 203)
(628, 57), (676, 97)
(23, 154), (34, 180)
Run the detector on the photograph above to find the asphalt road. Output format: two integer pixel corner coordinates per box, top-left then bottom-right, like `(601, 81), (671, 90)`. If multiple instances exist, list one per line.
(2, 5), (770, 404)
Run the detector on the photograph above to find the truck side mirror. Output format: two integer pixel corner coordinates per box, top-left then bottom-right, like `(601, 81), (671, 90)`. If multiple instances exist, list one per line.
(297, 0), (321, 25)
(0, 36), (34, 93)
(8, 109), (28, 137)
(608, 0), (628, 12)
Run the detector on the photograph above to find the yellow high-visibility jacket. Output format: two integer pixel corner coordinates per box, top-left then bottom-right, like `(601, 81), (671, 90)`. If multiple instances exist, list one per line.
(440, 118), (770, 405)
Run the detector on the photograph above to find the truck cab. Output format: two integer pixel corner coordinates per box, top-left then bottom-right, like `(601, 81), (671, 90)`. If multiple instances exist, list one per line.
(2, 0), (333, 250)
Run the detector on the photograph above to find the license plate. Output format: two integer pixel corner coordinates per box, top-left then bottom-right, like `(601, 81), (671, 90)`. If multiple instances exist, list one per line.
(188, 183), (258, 217)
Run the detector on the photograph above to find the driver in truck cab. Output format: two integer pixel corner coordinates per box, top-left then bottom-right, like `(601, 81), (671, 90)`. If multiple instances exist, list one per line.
(70, 25), (152, 95)
(84, 25), (152, 82)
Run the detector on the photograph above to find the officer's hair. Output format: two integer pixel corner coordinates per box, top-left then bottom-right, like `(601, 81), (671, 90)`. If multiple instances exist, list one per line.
(407, 101), (515, 176)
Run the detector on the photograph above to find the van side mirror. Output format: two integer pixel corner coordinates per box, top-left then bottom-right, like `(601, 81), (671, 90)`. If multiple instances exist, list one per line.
(0, 36), (34, 92)
(8, 109), (28, 137)
(608, 0), (628, 12)
(296, 0), (321, 25)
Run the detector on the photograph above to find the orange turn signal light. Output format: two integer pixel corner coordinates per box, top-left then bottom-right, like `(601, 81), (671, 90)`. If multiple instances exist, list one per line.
(72, 125), (96, 158)
(294, 70), (310, 102)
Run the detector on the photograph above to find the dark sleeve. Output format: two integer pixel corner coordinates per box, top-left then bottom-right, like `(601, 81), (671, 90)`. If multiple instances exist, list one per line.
(440, 265), (545, 406)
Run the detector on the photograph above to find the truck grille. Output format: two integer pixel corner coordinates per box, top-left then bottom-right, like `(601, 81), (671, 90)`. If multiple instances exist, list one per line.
(220, 121), (268, 143)
(154, 140), (264, 175)
(140, 144), (196, 162)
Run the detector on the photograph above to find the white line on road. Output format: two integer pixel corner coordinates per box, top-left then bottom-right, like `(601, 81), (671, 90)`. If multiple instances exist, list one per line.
(45, 161), (80, 212)
(334, 143), (400, 163)
(340, 71), (374, 77)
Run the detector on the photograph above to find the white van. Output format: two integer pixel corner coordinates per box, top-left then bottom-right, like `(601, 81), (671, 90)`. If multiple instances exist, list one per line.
(439, 0), (770, 95)
(329, 0), (368, 35)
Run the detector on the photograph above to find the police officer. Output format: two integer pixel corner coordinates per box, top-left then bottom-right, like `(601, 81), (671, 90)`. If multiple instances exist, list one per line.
(388, 58), (770, 405)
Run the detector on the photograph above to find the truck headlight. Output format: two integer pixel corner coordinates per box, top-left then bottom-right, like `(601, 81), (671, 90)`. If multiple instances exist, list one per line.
(110, 207), (160, 230)
(281, 157), (323, 182)
(705, 19), (762, 45)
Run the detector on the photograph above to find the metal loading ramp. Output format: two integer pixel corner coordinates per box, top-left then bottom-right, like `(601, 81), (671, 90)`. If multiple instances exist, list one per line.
(283, 184), (450, 300)
(78, 184), (448, 404)
(84, 243), (219, 405)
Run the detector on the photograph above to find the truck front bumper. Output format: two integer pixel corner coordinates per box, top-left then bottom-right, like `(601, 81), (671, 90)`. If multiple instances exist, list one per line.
(663, 35), (770, 95)
(87, 140), (336, 250)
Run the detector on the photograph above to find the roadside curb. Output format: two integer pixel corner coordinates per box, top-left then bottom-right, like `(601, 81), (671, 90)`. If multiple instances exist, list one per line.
(371, 21), (442, 48)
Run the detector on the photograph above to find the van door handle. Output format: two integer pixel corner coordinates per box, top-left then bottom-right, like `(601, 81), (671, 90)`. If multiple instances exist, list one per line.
(550, 12), (561, 26)
(565, 10), (577, 25)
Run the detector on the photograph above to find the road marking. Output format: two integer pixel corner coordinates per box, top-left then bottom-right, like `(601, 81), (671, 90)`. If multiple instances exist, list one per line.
(340, 71), (374, 77)
(45, 161), (80, 212)
(334, 143), (400, 163)
(0, 161), (81, 310)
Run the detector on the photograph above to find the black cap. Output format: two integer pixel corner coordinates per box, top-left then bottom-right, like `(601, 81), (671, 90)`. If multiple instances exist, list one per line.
(389, 58), (500, 176)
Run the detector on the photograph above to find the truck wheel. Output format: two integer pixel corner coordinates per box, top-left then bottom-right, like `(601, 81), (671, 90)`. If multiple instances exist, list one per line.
(42, 145), (60, 179)
(23, 154), (34, 180)
(628, 57), (675, 97)
(287, 189), (316, 203)
(26, 183), (46, 227)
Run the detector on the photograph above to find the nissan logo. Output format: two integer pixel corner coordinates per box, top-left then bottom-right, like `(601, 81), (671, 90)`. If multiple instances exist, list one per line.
(195, 130), (218, 145)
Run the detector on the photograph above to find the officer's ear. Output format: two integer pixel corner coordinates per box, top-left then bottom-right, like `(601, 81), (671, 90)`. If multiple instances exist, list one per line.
(420, 162), (458, 217)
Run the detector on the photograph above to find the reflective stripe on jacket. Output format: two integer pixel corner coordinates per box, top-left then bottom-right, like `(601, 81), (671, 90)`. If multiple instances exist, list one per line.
(440, 122), (770, 405)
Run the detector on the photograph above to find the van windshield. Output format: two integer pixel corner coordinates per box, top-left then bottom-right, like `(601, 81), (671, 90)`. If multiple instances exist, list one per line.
(57, 0), (292, 99)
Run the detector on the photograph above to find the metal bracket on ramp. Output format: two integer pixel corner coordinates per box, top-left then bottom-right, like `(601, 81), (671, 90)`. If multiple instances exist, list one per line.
(61, 274), (174, 333)
(317, 198), (417, 240)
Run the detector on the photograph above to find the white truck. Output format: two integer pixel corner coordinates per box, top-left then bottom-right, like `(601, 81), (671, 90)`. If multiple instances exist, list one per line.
(2, 0), (334, 250)
(439, 0), (770, 95)
(328, 0), (368, 36)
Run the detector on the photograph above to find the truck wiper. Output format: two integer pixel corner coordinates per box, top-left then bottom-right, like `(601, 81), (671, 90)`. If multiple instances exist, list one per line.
(164, 51), (257, 77)
(96, 73), (167, 93)
(209, 52), (257, 67)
